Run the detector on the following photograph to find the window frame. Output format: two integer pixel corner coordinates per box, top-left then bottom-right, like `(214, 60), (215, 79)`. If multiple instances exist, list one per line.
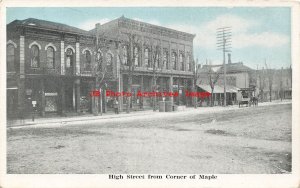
(30, 45), (40, 68)
(84, 50), (92, 71)
(7, 44), (15, 72)
(46, 46), (55, 69)
(65, 48), (74, 69)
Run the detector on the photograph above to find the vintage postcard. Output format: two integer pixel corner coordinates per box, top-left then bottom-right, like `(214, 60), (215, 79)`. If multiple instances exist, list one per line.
(0, 0), (299, 188)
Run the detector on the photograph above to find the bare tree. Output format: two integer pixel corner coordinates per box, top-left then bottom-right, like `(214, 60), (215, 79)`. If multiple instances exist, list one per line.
(206, 61), (221, 107)
(118, 33), (142, 113)
(150, 43), (164, 111)
(93, 36), (111, 115)
(192, 59), (202, 108)
(258, 67), (266, 102)
(280, 67), (283, 101)
(265, 60), (274, 102)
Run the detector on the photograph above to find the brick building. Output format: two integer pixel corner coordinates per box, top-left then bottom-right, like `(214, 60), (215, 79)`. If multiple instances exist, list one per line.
(92, 16), (196, 110)
(6, 17), (196, 118)
(6, 18), (99, 118)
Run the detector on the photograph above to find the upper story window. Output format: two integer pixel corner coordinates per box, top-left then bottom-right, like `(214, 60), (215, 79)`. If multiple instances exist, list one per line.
(106, 53), (113, 72)
(133, 46), (139, 66)
(179, 52), (184, 71)
(84, 50), (91, 71)
(186, 54), (191, 71)
(122, 45), (128, 65)
(144, 48), (149, 67)
(171, 51), (177, 70)
(46, 47), (55, 69)
(96, 48), (103, 72)
(154, 52), (160, 69)
(7, 44), (15, 72)
(106, 53), (113, 65)
(31, 45), (40, 68)
(163, 49), (168, 69)
(65, 48), (74, 68)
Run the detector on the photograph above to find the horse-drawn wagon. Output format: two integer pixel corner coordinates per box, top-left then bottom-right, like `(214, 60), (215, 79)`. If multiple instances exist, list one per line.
(237, 87), (258, 107)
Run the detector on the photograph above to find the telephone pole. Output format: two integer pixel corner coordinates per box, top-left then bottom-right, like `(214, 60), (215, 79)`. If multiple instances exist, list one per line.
(217, 27), (232, 106)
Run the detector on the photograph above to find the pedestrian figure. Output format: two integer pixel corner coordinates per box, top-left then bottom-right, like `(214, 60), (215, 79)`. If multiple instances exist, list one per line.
(113, 98), (119, 114)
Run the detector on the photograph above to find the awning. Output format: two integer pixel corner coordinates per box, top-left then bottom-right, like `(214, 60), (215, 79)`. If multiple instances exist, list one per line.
(197, 84), (239, 94)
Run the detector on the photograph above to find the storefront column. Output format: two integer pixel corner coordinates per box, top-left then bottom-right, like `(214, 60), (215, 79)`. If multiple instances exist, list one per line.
(18, 35), (26, 117)
(140, 75), (144, 109)
(60, 81), (65, 116)
(119, 74), (123, 112)
(60, 39), (65, 75)
(75, 79), (80, 113)
(92, 79), (99, 115)
(75, 37), (80, 76)
(40, 79), (45, 116)
(168, 76), (173, 103)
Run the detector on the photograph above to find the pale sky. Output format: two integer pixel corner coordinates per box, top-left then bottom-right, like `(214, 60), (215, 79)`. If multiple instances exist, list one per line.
(7, 7), (291, 69)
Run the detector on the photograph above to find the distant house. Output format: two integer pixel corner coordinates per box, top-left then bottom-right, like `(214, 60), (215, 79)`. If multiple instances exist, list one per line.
(257, 67), (292, 101)
(196, 54), (254, 106)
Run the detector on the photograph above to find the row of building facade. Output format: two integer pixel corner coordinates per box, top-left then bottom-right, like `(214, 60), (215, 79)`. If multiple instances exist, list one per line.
(6, 16), (196, 118)
(6, 16), (292, 118)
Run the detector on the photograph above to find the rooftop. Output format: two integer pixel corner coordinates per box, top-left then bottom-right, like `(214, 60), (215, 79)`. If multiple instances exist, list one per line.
(202, 62), (253, 73)
(8, 18), (91, 36)
(100, 16), (196, 39)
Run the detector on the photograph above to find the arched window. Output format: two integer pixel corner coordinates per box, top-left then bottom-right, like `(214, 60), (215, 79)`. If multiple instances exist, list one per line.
(144, 48), (149, 67)
(46, 47), (55, 69)
(7, 44), (15, 72)
(96, 48), (103, 71)
(133, 46), (139, 66)
(84, 50), (91, 71)
(163, 49), (168, 69)
(122, 45), (128, 65)
(66, 48), (74, 68)
(171, 52), (177, 70)
(179, 53), (184, 71)
(31, 45), (40, 68)
(106, 53), (113, 72)
(106, 53), (113, 66)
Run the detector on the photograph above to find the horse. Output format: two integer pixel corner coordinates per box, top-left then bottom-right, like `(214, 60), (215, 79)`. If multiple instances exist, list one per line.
(250, 96), (258, 106)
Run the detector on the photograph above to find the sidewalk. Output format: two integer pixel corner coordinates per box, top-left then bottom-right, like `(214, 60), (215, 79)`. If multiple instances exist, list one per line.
(7, 99), (292, 128)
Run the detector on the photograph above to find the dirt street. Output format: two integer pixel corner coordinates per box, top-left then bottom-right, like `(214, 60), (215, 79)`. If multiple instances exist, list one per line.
(7, 103), (291, 174)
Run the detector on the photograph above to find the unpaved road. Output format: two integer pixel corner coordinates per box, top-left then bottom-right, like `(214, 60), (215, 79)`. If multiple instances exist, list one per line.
(7, 103), (291, 174)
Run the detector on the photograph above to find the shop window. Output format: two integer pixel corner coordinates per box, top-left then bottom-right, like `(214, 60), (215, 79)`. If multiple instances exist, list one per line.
(46, 47), (55, 69)
(31, 45), (40, 68)
(7, 44), (15, 72)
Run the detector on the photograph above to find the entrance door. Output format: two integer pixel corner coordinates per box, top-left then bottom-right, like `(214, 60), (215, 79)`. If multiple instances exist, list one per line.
(7, 89), (18, 118)
(65, 82), (74, 112)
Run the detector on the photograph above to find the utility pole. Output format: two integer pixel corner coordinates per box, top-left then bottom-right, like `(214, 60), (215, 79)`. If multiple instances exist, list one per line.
(217, 27), (232, 106)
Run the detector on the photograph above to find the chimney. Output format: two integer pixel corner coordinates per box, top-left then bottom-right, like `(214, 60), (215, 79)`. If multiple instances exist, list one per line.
(228, 53), (232, 64)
